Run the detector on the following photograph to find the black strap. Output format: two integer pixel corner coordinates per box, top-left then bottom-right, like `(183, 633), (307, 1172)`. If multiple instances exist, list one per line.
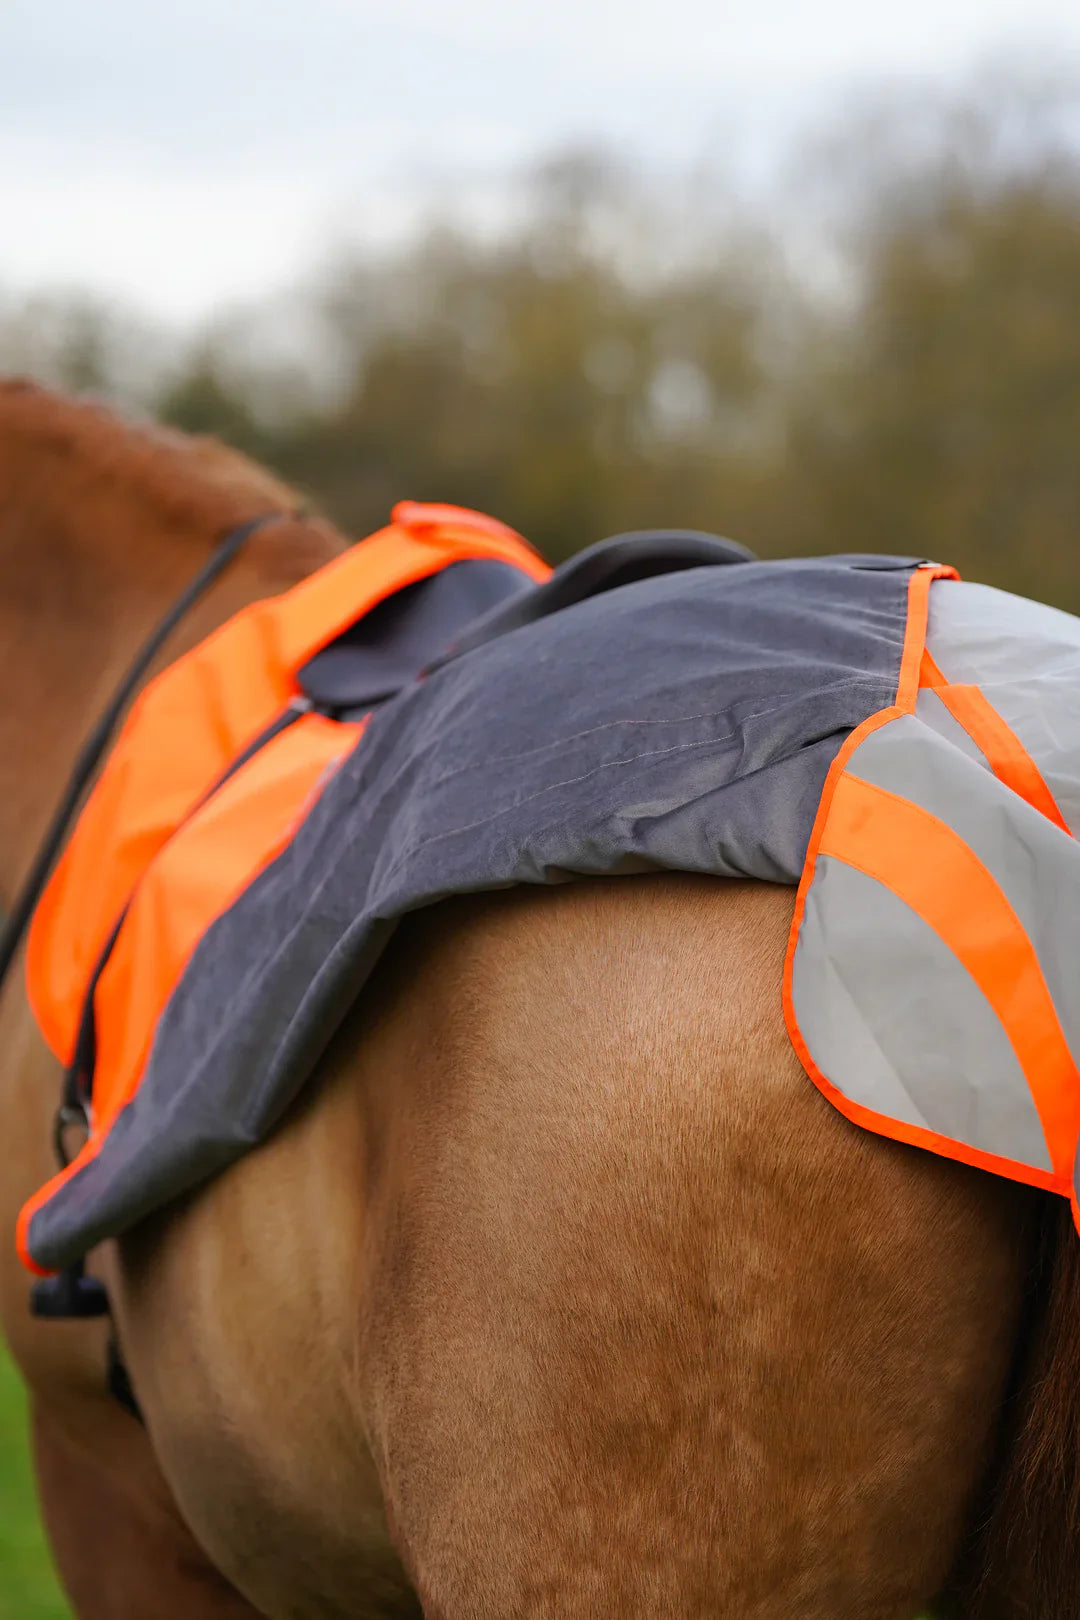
(58, 697), (312, 1134)
(3, 506), (295, 1386)
(106, 1334), (143, 1424)
(0, 510), (292, 997)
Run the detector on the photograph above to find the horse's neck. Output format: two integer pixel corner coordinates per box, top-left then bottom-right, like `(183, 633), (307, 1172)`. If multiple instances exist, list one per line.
(0, 502), (336, 907)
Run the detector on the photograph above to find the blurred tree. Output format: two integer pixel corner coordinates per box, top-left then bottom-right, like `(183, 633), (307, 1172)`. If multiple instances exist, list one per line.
(242, 156), (776, 561)
(136, 150), (768, 559)
(0, 294), (164, 405)
(156, 349), (270, 461)
(4, 68), (1080, 605)
(780, 72), (1080, 607)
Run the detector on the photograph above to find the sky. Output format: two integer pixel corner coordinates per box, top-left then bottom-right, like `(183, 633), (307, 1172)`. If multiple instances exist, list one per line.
(4, 0), (1080, 327)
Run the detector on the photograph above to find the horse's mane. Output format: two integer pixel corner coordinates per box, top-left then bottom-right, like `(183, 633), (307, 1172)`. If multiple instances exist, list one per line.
(0, 377), (304, 540)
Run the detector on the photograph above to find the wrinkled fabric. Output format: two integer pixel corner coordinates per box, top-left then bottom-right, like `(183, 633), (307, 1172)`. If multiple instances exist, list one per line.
(27, 551), (918, 1269)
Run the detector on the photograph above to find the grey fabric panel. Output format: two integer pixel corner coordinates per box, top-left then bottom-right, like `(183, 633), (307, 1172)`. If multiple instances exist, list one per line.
(928, 579), (1080, 837)
(299, 558), (535, 712)
(792, 856), (1053, 1171)
(28, 553), (918, 1269)
(848, 716), (1080, 1073)
(28, 919), (402, 1263)
(913, 687), (989, 768)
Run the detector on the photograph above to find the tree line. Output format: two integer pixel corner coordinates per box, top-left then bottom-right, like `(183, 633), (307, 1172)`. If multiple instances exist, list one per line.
(5, 69), (1080, 607)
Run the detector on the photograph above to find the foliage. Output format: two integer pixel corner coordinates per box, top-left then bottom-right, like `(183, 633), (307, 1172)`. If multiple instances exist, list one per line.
(6, 72), (1080, 607)
(0, 1347), (70, 1618)
(779, 70), (1080, 604)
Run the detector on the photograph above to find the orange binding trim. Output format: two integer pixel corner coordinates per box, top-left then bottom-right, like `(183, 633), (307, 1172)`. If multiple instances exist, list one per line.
(919, 650), (1071, 835)
(783, 563), (957, 1040)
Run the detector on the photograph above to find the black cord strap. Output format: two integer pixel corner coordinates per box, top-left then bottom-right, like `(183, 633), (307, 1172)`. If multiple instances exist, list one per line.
(0, 510), (292, 997)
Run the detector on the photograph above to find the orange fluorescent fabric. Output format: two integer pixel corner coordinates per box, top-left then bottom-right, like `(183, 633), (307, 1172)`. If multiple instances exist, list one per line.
(921, 667), (1071, 834)
(89, 712), (362, 1134)
(16, 713), (361, 1274)
(19, 502), (549, 1274)
(26, 503), (549, 1065)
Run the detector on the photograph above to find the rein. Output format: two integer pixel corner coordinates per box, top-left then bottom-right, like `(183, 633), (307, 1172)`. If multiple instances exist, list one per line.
(0, 509), (294, 1328)
(0, 511), (290, 996)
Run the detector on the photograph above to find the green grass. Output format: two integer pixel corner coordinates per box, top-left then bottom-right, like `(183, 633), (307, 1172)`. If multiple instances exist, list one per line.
(0, 1345), (71, 1620)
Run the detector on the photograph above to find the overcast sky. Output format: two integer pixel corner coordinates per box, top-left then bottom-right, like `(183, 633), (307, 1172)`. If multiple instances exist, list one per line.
(4, 0), (1080, 325)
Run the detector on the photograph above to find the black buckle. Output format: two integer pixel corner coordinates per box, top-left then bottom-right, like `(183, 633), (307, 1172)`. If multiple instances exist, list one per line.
(52, 1099), (90, 1169)
(30, 1259), (110, 1319)
(30, 1100), (108, 1318)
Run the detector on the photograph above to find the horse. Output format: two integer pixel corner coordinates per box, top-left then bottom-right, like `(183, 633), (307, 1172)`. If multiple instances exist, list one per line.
(0, 376), (1076, 1619)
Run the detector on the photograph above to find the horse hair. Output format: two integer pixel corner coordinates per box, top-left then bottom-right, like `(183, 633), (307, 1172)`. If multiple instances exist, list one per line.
(0, 377), (302, 543)
(948, 1196), (1080, 1618)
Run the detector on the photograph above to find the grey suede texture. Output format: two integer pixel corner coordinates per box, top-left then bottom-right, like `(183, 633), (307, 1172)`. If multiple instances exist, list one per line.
(28, 551), (917, 1269)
